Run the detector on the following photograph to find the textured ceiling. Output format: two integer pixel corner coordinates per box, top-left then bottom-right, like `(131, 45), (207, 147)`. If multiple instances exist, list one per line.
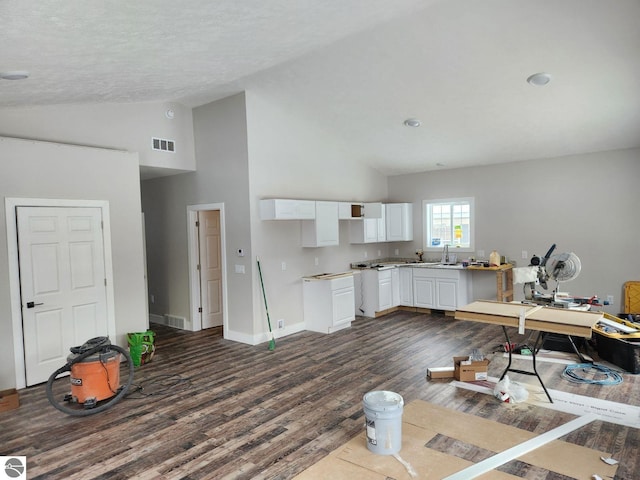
(2, 0), (640, 175)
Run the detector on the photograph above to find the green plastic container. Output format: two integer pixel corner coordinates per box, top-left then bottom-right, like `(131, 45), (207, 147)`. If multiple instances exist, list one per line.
(127, 330), (156, 367)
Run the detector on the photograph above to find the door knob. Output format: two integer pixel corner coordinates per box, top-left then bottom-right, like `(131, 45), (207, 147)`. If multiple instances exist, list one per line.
(26, 301), (43, 308)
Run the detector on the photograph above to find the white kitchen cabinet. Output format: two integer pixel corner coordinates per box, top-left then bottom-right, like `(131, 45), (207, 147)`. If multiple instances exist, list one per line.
(301, 201), (339, 247)
(399, 267), (414, 306)
(303, 274), (355, 333)
(411, 267), (471, 311)
(349, 206), (386, 243)
(413, 272), (435, 308)
(339, 202), (383, 219)
(392, 267), (400, 307)
(360, 267), (399, 317)
(386, 203), (413, 241)
(259, 199), (315, 220)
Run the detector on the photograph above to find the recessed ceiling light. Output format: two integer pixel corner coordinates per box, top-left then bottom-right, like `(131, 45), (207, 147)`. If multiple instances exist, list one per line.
(526, 72), (551, 86)
(0, 70), (29, 80)
(403, 118), (421, 127)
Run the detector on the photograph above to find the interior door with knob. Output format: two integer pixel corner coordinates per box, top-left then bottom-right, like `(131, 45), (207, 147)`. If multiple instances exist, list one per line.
(17, 206), (108, 385)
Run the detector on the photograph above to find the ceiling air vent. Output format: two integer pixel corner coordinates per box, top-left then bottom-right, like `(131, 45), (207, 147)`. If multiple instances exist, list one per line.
(152, 137), (175, 153)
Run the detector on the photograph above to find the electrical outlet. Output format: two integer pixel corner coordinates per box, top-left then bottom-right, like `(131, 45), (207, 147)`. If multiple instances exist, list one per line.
(235, 264), (245, 274)
(607, 295), (614, 304)
(277, 319), (284, 329)
(522, 250), (528, 259)
(377, 250), (381, 257)
(281, 262), (286, 271)
(477, 250), (485, 258)
(314, 257), (319, 266)
(150, 294), (155, 304)
(363, 251), (368, 258)
(394, 249), (399, 255)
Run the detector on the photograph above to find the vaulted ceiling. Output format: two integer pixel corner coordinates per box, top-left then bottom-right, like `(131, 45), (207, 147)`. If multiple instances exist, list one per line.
(2, 0), (639, 174)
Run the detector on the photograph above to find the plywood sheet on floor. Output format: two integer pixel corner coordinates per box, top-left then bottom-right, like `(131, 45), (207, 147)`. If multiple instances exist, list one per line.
(294, 400), (617, 480)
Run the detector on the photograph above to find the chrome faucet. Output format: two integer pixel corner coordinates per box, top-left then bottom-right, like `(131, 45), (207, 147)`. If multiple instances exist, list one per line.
(442, 244), (449, 264)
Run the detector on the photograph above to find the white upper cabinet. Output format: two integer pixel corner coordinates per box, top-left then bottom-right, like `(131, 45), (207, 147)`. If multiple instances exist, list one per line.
(349, 207), (386, 243)
(301, 201), (339, 247)
(259, 199), (316, 220)
(386, 203), (413, 241)
(338, 202), (383, 219)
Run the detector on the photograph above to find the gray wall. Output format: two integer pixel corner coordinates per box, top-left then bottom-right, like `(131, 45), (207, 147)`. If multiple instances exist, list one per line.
(0, 137), (148, 390)
(141, 93), (255, 337)
(0, 101), (196, 175)
(388, 149), (640, 312)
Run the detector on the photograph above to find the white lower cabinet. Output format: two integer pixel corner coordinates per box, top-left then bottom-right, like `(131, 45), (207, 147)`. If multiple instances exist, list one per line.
(413, 273), (435, 308)
(360, 268), (396, 317)
(392, 267), (400, 307)
(412, 268), (470, 311)
(359, 265), (471, 317)
(399, 267), (413, 306)
(303, 274), (355, 333)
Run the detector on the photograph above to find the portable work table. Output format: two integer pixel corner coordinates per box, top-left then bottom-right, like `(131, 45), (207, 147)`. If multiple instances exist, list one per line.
(466, 263), (514, 302)
(455, 300), (603, 402)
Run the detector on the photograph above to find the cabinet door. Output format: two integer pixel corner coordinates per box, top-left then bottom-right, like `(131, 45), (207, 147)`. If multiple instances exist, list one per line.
(378, 275), (393, 311)
(332, 286), (355, 326)
(391, 267), (400, 307)
(302, 201), (339, 247)
(436, 278), (458, 310)
(364, 218), (379, 243)
(260, 199), (315, 219)
(386, 203), (413, 241)
(376, 207), (386, 242)
(399, 268), (413, 306)
(413, 276), (435, 308)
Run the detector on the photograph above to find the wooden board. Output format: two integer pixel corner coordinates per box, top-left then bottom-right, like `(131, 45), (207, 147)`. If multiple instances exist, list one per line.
(293, 400), (617, 480)
(455, 300), (602, 337)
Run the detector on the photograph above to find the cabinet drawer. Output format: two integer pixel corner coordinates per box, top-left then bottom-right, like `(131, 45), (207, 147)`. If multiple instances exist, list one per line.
(330, 275), (354, 290)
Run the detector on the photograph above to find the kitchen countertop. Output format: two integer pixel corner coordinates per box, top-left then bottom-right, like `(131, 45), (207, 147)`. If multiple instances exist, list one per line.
(350, 259), (514, 271)
(303, 271), (354, 280)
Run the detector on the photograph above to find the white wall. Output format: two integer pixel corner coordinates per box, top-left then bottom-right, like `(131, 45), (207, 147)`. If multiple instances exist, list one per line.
(0, 137), (148, 390)
(141, 93), (254, 338)
(141, 90), (390, 345)
(0, 102), (196, 176)
(388, 149), (640, 313)
(245, 89), (389, 338)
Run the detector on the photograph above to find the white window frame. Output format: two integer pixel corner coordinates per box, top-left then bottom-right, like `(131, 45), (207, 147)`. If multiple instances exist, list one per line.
(423, 197), (475, 253)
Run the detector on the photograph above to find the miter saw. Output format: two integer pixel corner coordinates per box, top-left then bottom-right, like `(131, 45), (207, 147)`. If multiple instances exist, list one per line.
(524, 243), (595, 308)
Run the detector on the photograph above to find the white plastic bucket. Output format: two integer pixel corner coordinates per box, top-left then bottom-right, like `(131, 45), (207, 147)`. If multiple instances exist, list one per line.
(362, 390), (404, 455)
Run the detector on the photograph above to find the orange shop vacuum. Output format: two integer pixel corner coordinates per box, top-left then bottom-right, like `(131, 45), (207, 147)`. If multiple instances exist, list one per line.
(46, 337), (134, 416)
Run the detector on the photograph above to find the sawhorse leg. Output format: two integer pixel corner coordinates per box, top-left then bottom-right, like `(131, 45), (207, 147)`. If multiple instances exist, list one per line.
(500, 326), (553, 403)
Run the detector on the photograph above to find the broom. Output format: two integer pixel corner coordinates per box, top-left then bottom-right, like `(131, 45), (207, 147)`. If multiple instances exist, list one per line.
(256, 257), (276, 351)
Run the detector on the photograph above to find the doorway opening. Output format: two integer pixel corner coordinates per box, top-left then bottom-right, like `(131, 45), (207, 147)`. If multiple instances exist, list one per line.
(187, 203), (228, 335)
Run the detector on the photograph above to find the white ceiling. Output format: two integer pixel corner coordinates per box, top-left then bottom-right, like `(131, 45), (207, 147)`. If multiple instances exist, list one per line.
(2, 0), (640, 175)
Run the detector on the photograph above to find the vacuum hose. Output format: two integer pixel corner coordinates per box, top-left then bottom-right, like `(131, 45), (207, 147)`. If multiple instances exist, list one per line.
(46, 341), (134, 416)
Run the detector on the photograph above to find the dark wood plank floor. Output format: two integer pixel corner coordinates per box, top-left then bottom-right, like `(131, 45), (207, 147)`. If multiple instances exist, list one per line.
(1, 311), (638, 479)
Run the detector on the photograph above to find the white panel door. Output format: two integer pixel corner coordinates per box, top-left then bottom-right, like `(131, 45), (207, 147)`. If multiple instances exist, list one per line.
(199, 210), (223, 328)
(17, 207), (108, 386)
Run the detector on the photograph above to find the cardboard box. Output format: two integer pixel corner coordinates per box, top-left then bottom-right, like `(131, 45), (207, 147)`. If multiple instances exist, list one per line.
(0, 388), (19, 413)
(453, 356), (489, 382)
(427, 366), (455, 379)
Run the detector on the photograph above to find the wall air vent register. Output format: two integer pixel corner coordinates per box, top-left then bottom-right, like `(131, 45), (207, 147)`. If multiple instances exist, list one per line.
(152, 137), (175, 153)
